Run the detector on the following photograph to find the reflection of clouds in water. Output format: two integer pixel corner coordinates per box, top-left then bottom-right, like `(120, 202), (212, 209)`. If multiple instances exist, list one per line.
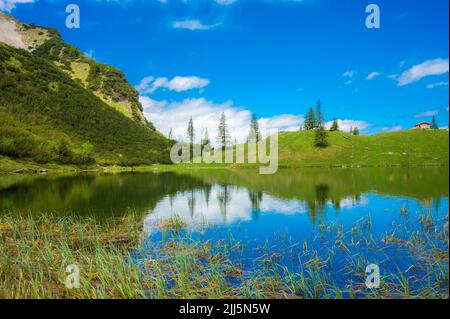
(259, 197), (307, 214)
(144, 186), (308, 235)
(143, 186), (369, 235)
(336, 196), (369, 210)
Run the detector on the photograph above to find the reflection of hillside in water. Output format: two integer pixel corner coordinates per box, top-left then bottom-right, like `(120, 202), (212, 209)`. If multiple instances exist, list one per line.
(0, 172), (209, 217)
(1, 167), (447, 225)
(142, 167), (448, 232)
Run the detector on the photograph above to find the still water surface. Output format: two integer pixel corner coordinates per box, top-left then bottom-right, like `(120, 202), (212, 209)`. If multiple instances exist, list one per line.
(1, 167), (448, 290)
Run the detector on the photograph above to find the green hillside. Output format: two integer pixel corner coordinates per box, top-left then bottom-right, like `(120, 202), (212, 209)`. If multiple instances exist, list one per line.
(276, 130), (449, 166)
(0, 13), (172, 167)
(0, 42), (171, 166)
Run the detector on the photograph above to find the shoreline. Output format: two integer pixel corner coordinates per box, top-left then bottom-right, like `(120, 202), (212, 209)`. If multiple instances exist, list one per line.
(1, 157), (449, 175)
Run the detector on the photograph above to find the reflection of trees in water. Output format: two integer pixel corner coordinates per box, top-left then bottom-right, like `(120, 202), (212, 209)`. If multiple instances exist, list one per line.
(0, 172), (210, 218)
(204, 184), (212, 208)
(217, 184), (232, 222)
(248, 190), (263, 220)
(188, 190), (196, 217)
(305, 183), (329, 224)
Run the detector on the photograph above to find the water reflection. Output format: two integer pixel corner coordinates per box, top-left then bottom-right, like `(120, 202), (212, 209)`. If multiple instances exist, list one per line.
(0, 167), (448, 228)
(143, 184), (371, 234)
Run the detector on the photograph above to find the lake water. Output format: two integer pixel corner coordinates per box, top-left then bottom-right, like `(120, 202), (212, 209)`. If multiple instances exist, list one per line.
(1, 167), (448, 295)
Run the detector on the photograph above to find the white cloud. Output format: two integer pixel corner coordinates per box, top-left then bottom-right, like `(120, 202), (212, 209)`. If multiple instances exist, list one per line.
(84, 50), (95, 59)
(325, 119), (369, 132)
(215, 0), (237, 5)
(136, 75), (210, 94)
(396, 58), (449, 86)
(344, 80), (353, 86)
(415, 110), (439, 118)
(172, 19), (220, 30)
(426, 81), (449, 89)
(258, 114), (304, 133)
(142, 97), (304, 143)
(381, 125), (403, 133)
(0, 0), (34, 12)
(366, 71), (381, 80)
(342, 70), (355, 78)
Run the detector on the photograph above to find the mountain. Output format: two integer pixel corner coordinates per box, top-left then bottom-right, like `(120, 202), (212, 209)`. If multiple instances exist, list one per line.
(0, 12), (172, 166)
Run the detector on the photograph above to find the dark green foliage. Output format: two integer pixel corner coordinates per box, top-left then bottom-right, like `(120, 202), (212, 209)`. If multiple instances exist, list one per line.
(0, 43), (172, 165)
(314, 125), (329, 148)
(33, 27), (150, 129)
(316, 100), (324, 127)
(187, 117), (195, 144)
(330, 119), (339, 131)
(304, 107), (316, 130)
(352, 127), (360, 136)
(431, 116), (439, 130)
(248, 113), (261, 143)
(216, 112), (231, 150)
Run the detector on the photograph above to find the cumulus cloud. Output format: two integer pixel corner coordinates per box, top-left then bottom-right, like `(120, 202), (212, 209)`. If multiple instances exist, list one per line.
(136, 75), (210, 94)
(414, 110), (439, 118)
(172, 19), (221, 30)
(395, 58), (449, 86)
(141, 97), (304, 143)
(0, 0), (34, 12)
(325, 119), (369, 133)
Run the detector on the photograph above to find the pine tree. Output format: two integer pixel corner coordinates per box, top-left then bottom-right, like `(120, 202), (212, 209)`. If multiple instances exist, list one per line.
(187, 117), (195, 144)
(216, 112), (231, 150)
(316, 100), (324, 127)
(248, 113), (261, 143)
(201, 128), (211, 147)
(314, 124), (329, 148)
(168, 128), (173, 140)
(330, 118), (339, 131)
(352, 127), (360, 135)
(304, 107), (316, 130)
(431, 116), (439, 129)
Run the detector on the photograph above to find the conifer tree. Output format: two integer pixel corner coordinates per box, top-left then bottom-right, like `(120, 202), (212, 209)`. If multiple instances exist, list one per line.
(216, 112), (231, 150)
(304, 107), (316, 130)
(314, 124), (329, 147)
(187, 117), (195, 145)
(248, 113), (261, 143)
(330, 118), (339, 131)
(431, 116), (439, 130)
(316, 100), (324, 127)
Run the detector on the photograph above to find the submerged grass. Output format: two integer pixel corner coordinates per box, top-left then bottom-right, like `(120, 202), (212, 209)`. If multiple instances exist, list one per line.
(0, 211), (448, 299)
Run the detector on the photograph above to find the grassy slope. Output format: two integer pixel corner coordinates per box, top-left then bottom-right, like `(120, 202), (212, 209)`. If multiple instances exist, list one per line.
(276, 129), (449, 166)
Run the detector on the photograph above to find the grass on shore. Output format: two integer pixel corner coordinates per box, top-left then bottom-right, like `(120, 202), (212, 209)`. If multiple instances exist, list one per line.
(0, 210), (448, 299)
(1, 130), (448, 174)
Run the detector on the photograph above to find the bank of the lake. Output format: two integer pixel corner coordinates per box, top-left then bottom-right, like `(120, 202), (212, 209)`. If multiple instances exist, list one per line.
(0, 211), (448, 299)
(1, 130), (448, 174)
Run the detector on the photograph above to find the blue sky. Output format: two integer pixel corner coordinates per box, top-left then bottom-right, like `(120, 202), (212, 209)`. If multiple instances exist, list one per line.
(2, 0), (449, 140)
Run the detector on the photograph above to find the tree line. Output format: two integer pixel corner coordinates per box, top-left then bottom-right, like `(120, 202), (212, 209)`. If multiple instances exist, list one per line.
(175, 100), (366, 151)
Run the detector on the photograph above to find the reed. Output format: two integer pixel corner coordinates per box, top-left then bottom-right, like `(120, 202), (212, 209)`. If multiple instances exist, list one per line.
(0, 210), (448, 299)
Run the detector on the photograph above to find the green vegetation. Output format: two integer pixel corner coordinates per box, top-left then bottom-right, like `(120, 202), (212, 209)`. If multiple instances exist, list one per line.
(276, 129), (449, 167)
(0, 42), (172, 166)
(0, 211), (447, 298)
